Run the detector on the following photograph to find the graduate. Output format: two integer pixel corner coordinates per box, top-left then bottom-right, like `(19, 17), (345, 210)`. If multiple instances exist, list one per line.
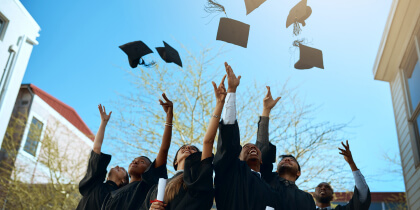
(313, 141), (371, 210)
(145, 75), (227, 210)
(101, 93), (173, 210)
(214, 62), (281, 210)
(255, 86), (316, 210)
(77, 104), (129, 210)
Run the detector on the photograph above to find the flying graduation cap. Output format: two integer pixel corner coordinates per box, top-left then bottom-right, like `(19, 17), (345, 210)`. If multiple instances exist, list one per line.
(216, 17), (250, 48)
(286, 0), (312, 36)
(244, 0), (267, 15)
(294, 44), (324, 70)
(156, 41), (183, 67)
(119, 41), (155, 68)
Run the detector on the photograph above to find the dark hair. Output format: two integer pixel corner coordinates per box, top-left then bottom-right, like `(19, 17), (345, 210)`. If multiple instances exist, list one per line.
(279, 154), (301, 179)
(139, 156), (152, 164)
(119, 170), (130, 188)
(173, 145), (200, 170)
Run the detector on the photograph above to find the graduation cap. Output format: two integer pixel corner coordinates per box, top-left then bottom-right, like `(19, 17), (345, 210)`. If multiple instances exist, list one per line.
(294, 44), (324, 70)
(216, 17), (250, 48)
(156, 41), (183, 67)
(286, 0), (312, 35)
(244, 0), (267, 15)
(119, 41), (155, 68)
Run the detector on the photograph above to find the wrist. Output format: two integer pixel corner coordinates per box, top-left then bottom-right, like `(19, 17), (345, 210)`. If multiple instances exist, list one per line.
(227, 87), (237, 93)
(262, 108), (271, 117)
(349, 162), (358, 171)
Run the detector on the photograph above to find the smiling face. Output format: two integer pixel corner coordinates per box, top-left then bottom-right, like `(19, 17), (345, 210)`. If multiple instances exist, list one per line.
(314, 182), (334, 204)
(173, 145), (199, 170)
(239, 143), (262, 164)
(128, 156), (151, 177)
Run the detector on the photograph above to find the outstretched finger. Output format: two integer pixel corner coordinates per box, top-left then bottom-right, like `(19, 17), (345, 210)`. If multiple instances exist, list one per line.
(275, 97), (281, 103)
(346, 140), (350, 149)
(159, 99), (164, 105)
(212, 81), (217, 92)
(220, 74), (227, 86)
(98, 104), (103, 113)
(265, 86), (271, 98)
(238, 75), (241, 81)
(341, 141), (347, 150)
(224, 62), (230, 75)
(162, 93), (171, 102)
(108, 111), (112, 118)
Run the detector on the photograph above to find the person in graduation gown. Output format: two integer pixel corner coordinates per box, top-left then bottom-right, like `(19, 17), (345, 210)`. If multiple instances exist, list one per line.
(101, 93), (173, 210)
(313, 140), (371, 210)
(77, 104), (130, 210)
(255, 86), (316, 210)
(145, 75), (228, 210)
(214, 62), (281, 210)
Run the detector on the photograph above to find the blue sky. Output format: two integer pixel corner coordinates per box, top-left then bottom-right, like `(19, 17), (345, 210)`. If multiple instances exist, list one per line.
(20, 0), (403, 191)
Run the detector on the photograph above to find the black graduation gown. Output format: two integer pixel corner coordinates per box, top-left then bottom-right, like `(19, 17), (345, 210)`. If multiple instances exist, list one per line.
(255, 116), (316, 210)
(77, 150), (118, 210)
(332, 187), (371, 210)
(141, 152), (214, 210)
(214, 120), (281, 210)
(101, 160), (167, 210)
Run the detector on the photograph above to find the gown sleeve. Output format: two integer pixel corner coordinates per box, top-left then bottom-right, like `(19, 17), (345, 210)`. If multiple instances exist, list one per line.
(183, 152), (214, 193)
(334, 187), (371, 210)
(142, 159), (169, 186)
(255, 116), (277, 180)
(213, 120), (242, 175)
(79, 150), (112, 196)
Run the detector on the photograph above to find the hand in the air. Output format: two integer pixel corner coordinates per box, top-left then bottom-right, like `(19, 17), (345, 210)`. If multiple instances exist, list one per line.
(225, 62), (241, 93)
(98, 104), (112, 123)
(212, 75), (227, 104)
(159, 93), (173, 115)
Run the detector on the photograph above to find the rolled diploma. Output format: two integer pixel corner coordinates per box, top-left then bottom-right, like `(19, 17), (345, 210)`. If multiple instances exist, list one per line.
(156, 178), (167, 202)
(266, 207), (274, 210)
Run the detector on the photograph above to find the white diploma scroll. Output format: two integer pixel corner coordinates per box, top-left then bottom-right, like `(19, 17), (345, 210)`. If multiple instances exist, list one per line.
(266, 207), (274, 210)
(156, 178), (167, 202)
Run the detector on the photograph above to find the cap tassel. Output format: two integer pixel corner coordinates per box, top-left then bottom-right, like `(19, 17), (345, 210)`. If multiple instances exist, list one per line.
(293, 21), (302, 36)
(139, 59), (156, 68)
(204, 0), (227, 17)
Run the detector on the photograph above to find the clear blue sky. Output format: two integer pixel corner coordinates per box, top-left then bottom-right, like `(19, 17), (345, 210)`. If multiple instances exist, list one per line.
(21, 0), (403, 191)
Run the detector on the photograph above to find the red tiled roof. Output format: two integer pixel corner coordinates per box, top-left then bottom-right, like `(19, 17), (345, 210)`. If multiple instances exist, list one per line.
(28, 84), (94, 141)
(310, 192), (406, 202)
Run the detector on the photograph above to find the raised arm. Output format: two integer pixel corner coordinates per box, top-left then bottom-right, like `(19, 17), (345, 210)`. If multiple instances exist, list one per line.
(93, 104), (112, 154)
(155, 93), (173, 168)
(339, 140), (370, 204)
(256, 87), (281, 175)
(222, 62), (241, 125)
(202, 75), (227, 160)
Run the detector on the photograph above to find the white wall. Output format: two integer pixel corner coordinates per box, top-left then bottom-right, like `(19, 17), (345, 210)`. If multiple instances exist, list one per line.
(0, 0), (40, 147)
(13, 95), (93, 184)
(390, 70), (420, 210)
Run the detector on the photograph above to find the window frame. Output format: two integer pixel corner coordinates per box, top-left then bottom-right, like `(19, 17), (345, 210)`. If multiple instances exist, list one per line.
(19, 111), (47, 161)
(401, 34), (420, 168)
(0, 12), (8, 41)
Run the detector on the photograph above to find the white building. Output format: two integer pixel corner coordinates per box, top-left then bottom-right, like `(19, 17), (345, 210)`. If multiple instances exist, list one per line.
(0, 0), (40, 147)
(373, 0), (420, 209)
(0, 84), (93, 184)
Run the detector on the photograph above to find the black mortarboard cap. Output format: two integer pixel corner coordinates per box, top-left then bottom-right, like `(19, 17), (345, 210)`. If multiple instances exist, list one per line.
(244, 0), (267, 15)
(216, 17), (250, 48)
(286, 0), (312, 28)
(156, 41), (183, 67)
(119, 41), (154, 68)
(294, 44), (324, 70)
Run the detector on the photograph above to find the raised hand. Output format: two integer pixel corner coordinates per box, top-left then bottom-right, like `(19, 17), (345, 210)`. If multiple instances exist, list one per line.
(338, 140), (358, 171)
(263, 86), (281, 111)
(98, 104), (112, 123)
(225, 62), (241, 93)
(212, 75), (227, 104)
(159, 93), (173, 116)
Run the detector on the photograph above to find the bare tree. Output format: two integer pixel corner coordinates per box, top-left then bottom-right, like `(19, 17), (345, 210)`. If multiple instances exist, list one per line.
(0, 112), (88, 209)
(109, 46), (350, 191)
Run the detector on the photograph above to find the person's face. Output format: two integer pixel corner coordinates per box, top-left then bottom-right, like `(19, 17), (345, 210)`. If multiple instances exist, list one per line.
(277, 157), (301, 177)
(314, 182), (334, 203)
(108, 166), (128, 185)
(128, 157), (151, 177)
(175, 145), (198, 167)
(239, 143), (262, 164)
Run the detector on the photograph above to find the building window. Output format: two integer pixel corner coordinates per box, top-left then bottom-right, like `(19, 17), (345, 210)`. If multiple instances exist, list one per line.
(23, 117), (44, 156)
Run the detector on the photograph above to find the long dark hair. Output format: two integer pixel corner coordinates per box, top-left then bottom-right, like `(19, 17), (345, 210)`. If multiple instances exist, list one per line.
(164, 145), (200, 203)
